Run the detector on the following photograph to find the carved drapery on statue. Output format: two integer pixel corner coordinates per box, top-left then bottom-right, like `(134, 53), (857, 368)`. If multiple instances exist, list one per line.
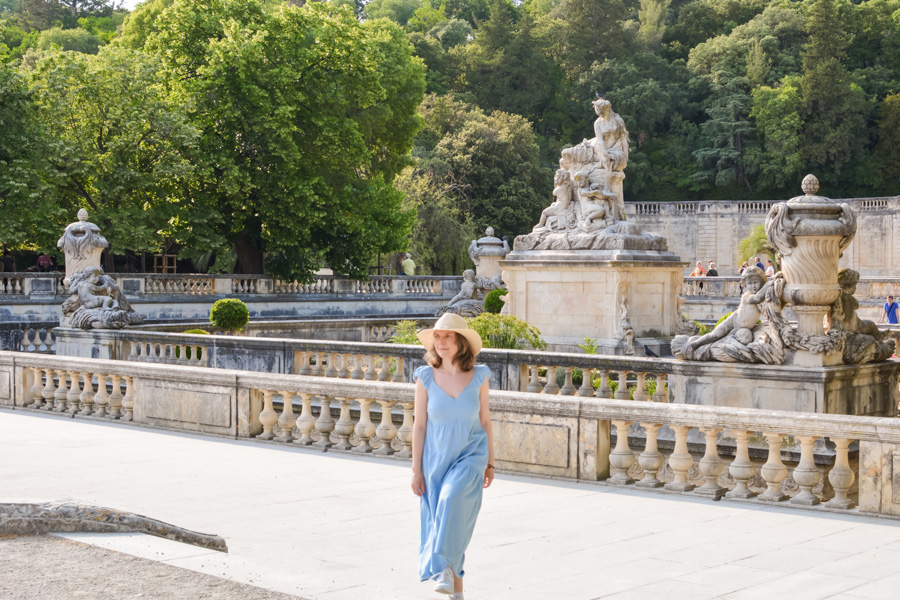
(58, 209), (143, 330)
(514, 98), (666, 252)
(675, 176), (887, 366)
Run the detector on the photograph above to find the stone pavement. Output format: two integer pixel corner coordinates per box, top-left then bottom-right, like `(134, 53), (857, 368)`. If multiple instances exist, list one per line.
(3, 410), (900, 600)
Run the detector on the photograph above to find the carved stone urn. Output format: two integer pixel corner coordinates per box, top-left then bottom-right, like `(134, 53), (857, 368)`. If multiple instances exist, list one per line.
(765, 175), (856, 337)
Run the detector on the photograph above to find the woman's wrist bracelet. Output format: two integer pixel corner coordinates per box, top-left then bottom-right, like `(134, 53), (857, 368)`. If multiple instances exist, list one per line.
(486, 464), (494, 469)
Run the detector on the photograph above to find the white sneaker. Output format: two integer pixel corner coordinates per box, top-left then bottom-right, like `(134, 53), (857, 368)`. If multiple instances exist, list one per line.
(433, 566), (454, 595)
(449, 594), (465, 600)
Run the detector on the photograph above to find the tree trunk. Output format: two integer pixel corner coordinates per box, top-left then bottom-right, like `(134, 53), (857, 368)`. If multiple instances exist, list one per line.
(234, 232), (265, 274)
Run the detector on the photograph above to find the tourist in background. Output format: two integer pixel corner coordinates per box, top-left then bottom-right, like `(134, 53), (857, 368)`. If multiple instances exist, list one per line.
(412, 313), (494, 600)
(690, 261), (705, 277)
(879, 295), (899, 324)
(765, 260), (775, 278)
(755, 256), (765, 270)
(402, 253), (416, 276)
(706, 262), (718, 277)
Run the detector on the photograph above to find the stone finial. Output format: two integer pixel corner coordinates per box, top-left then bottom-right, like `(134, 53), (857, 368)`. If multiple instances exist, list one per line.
(77, 208), (89, 222)
(801, 174), (819, 196)
(485, 227), (494, 237)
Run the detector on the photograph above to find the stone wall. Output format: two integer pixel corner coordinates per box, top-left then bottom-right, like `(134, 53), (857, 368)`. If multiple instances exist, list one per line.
(626, 196), (900, 276)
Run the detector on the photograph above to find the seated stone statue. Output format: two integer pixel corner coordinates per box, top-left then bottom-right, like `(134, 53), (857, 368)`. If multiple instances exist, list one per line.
(533, 169), (575, 233)
(672, 267), (785, 364)
(574, 170), (614, 233)
(436, 269), (504, 317)
(827, 268), (895, 364)
(62, 267), (143, 329)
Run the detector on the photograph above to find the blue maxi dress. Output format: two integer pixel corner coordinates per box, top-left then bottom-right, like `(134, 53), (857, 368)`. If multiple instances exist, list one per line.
(415, 364), (491, 582)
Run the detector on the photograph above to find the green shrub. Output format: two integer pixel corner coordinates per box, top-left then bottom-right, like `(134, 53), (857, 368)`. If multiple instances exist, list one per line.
(183, 329), (210, 335)
(695, 321), (710, 335)
(467, 314), (547, 350)
(175, 329), (208, 360)
(209, 298), (249, 332)
(715, 312), (732, 328)
(483, 289), (508, 314)
(389, 320), (422, 344)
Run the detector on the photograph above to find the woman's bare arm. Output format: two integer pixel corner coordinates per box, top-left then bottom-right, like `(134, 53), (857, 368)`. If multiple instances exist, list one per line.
(478, 378), (494, 488)
(411, 378), (428, 496)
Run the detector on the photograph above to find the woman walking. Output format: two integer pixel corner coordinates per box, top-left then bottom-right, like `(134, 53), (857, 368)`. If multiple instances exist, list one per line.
(412, 313), (495, 600)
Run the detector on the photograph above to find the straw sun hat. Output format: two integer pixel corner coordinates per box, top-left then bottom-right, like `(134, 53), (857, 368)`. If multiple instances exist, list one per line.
(417, 313), (483, 355)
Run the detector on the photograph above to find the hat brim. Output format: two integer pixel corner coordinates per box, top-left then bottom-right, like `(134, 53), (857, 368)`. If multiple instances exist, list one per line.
(417, 328), (483, 355)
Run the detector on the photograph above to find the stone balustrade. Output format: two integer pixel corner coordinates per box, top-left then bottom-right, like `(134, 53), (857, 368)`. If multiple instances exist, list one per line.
(4, 349), (900, 517)
(685, 276), (900, 301)
(0, 322), (58, 354)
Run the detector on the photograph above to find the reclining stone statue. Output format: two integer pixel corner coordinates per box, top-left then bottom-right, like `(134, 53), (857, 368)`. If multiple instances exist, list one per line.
(61, 266), (143, 330)
(436, 269), (504, 317)
(827, 268), (894, 364)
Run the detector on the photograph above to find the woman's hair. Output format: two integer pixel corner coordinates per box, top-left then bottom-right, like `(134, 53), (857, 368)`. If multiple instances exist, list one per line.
(424, 333), (476, 371)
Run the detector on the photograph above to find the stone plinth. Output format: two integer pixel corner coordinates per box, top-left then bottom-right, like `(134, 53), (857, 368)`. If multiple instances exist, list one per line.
(669, 359), (899, 416)
(501, 250), (687, 353)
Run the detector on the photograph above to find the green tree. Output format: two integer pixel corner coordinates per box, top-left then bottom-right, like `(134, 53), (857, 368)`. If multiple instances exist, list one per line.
(747, 76), (803, 192)
(874, 93), (900, 185)
(23, 46), (201, 259)
(36, 26), (101, 53)
(117, 0), (172, 50)
(737, 223), (774, 265)
(638, 0), (670, 49)
(365, 0), (422, 26)
(146, 1), (425, 278)
(799, 0), (870, 182)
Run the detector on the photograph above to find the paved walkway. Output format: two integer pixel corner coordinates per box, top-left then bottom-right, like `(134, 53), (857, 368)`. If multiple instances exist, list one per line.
(3, 410), (900, 600)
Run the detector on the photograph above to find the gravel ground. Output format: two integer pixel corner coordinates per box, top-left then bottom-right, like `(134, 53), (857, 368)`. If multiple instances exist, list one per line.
(0, 534), (305, 600)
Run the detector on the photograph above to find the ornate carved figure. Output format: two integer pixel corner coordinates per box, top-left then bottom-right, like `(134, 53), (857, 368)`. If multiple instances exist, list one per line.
(616, 295), (635, 355)
(828, 268), (895, 364)
(61, 267), (143, 329)
(437, 270), (505, 318)
(672, 267), (786, 364)
(514, 98), (664, 253)
(58, 209), (109, 287)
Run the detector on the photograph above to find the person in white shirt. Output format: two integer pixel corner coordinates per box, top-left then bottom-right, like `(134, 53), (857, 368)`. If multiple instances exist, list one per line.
(765, 260), (775, 278)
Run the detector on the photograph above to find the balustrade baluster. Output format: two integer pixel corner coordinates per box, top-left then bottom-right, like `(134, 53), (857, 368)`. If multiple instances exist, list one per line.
(543, 366), (560, 395)
(53, 370), (69, 412)
(314, 396), (335, 450)
(632, 373), (650, 401)
(636, 423), (664, 488)
(176, 345), (187, 366)
(791, 435), (821, 505)
(393, 357), (405, 383)
(295, 394), (316, 445)
(527, 365), (543, 393)
(378, 356), (392, 382)
(275, 391), (297, 443)
(364, 355), (378, 381)
(825, 438), (855, 509)
(40, 368), (55, 410)
(396, 401), (414, 458)
(560, 367), (577, 396)
(577, 367), (594, 396)
(665, 425), (694, 492)
(122, 376), (134, 422)
(107, 375), (123, 419)
(594, 371), (611, 399)
(614, 371), (631, 399)
(93, 374), (109, 417)
(127, 342), (139, 362)
(257, 390), (277, 440)
(79, 373), (94, 415)
(27, 368), (42, 407)
(759, 432), (788, 502)
(312, 353), (325, 377)
(350, 354), (364, 380)
(375, 400), (397, 455)
(333, 398), (355, 450)
(66, 372), (81, 414)
(198, 345), (209, 368)
(608, 420), (635, 485)
(324, 353), (338, 378)
(726, 430), (756, 499)
(297, 352), (312, 376)
(166, 344), (178, 365)
(337, 354), (350, 379)
(652, 374), (668, 402)
(694, 428), (726, 498)
(353, 399), (376, 453)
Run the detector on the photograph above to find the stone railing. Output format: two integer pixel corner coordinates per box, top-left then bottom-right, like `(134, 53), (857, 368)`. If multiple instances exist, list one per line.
(0, 272), (458, 299)
(0, 322), (58, 353)
(4, 350), (900, 517)
(627, 196), (897, 218)
(684, 276), (900, 302)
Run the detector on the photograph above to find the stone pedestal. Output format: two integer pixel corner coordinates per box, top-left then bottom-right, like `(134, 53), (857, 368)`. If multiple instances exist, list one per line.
(501, 250), (687, 353)
(669, 359), (899, 416)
